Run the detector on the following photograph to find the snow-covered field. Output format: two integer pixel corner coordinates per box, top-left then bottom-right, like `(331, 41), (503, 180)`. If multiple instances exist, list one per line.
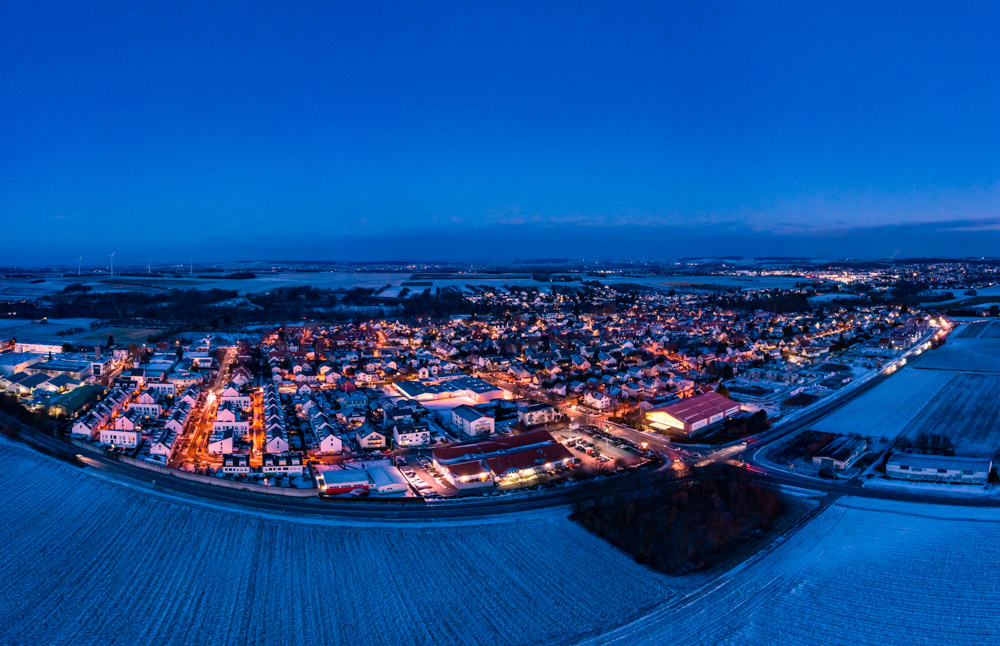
(911, 336), (1000, 372)
(587, 497), (1000, 645)
(0, 439), (674, 646)
(955, 320), (1000, 339)
(811, 369), (956, 439)
(0, 272), (811, 303)
(898, 372), (1000, 456)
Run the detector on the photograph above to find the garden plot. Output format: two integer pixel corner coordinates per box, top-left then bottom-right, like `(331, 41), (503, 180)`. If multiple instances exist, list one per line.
(811, 369), (956, 440)
(586, 498), (1000, 646)
(0, 440), (674, 646)
(896, 372), (1000, 457)
(912, 336), (1000, 372)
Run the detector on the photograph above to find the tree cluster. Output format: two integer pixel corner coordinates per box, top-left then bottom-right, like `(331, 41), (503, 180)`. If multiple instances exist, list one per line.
(571, 466), (784, 574)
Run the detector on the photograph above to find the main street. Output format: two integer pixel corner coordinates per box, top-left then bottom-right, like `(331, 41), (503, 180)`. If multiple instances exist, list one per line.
(168, 346), (235, 469)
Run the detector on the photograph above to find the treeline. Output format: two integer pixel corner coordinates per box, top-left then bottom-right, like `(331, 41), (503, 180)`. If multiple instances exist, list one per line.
(5, 285), (511, 330)
(571, 466), (784, 574)
(712, 290), (811, 314)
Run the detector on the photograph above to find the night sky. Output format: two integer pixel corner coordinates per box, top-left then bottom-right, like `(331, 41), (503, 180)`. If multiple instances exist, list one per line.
(3, 1), (1000, 264)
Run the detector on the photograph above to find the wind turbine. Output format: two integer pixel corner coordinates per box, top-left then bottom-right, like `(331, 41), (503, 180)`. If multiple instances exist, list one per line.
(77, 256), (82, 276)
(147, 258), (151, 275)
(108, 252), (116, 277)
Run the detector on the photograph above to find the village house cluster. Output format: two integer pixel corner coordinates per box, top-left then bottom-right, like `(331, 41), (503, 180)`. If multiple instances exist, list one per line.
(1, 273), (951, 498)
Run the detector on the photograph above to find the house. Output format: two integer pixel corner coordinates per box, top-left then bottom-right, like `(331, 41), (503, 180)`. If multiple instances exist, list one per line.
(220, 384), (252, 410)
(71, 411), (103, 439)
(177, 386), (200, 407)
(213, 403), (249, 440)
(114, 409), (144, 432)
(885, 453), (991, 484)
(451, 405), (495, 437)
(356, 426), (387, 450)
(261, 452), (304, 476)
(100, 426), (140, 448)
(208, 429), (234, 455)
(584, 391), (613, 411)
(222, 453), (251, 475)
(646, 391), (741, 436)
(163, 402), (192, 434)
(392, 421), (431, 447)
(148, 427), (178, 461)
(812, 436), (867, 471)
(129, 390), (162, 418)
(265, 423), (289, 453)
(147, 381), (177, 398)
(308, 411), (343, 454)
(517, 402), (559, 427)
(230, 366), (252, 387)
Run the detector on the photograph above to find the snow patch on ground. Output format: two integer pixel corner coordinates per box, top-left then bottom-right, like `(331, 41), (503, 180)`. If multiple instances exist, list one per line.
(586, 497), (1000, 645)
(0, 439), (676, 646)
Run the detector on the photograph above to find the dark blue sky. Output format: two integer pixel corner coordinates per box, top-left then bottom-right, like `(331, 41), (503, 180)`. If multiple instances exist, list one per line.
(3, 1), (1000, 265)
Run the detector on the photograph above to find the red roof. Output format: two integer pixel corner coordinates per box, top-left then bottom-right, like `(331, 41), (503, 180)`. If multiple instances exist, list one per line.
(652, 391), (739, 424)
(432, 429), (557, 463)
(448, 460), (490, 478)
(484, 443), (573, 476)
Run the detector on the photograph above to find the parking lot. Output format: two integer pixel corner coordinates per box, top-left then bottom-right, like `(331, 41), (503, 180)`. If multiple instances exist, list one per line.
(552, 427), (644, 472)
(397, 454), (458, 497)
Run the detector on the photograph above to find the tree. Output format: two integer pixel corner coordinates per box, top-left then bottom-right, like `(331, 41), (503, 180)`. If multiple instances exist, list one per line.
(107, 334), (115, 348)
(61, 343), (73, 353)
(716, 383), (731, 398)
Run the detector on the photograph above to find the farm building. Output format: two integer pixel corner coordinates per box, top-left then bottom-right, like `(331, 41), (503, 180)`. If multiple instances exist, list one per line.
(886, 453), (992, 484)
(646, 391), (741, 436)
(812, 436), (868, 471)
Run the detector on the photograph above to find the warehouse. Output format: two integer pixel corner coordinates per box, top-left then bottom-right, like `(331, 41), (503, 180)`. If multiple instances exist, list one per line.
(886, 453), (992, 484)
(368, 465), (409, 495)
(812, 436), (867, 471)
(645, 391), (741, 436)
(315, 469), (370, 496)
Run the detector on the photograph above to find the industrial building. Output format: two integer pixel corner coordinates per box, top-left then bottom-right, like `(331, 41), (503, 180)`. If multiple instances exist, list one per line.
(645, 391), (741, 436)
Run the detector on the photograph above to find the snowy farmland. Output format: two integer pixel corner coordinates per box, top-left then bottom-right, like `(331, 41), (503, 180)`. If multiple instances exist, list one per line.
(954, 320), (1000, 339)
(0, 439), (675, 646)
(811, 369), (957, 440)
(896, 372), (1000, 457)
(586, 498), (1000, 645)
(912, 336), (1000, 373)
